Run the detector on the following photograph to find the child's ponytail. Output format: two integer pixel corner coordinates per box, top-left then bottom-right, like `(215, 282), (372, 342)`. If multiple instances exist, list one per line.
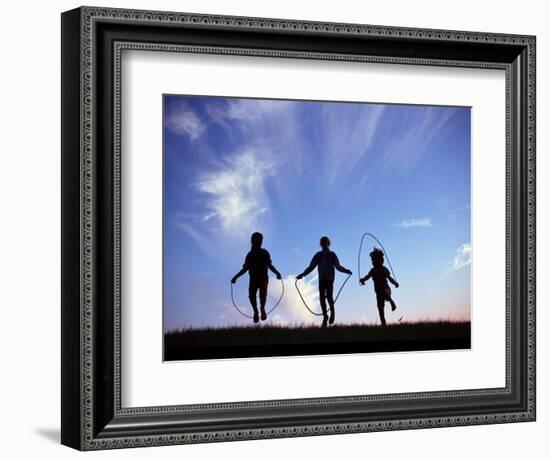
(369, 247), (384, 266)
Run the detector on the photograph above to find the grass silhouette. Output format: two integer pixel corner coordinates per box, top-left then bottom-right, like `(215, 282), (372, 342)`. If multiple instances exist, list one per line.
(164, 320), (470, 360)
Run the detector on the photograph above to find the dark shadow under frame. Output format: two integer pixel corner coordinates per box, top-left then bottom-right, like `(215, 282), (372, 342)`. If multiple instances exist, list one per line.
(61, 6), (536, 451)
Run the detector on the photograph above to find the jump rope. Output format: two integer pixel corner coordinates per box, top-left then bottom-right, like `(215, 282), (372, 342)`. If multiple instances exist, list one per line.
(230, 279), (285, 319)
(357, 232), (397, 284)
(230, 232), (397, 319)
(294, 273), (352, 317)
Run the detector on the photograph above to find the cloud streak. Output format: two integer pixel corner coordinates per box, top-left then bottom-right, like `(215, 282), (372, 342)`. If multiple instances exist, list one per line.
(207, 98), (293, 124)
(451, 243), (472, 271)
(396, 217), (432, 228)
(205, 97), (308, 177)
(442, 242), (472, 277)
(164, 101), (206, 140)
(194, 149), (274, 240)
(321, 103), (386, 186)
(175, 219), (219, 258)
(379, 106), (457, 176)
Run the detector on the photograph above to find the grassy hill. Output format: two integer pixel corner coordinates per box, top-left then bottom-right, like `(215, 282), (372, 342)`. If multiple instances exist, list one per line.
(164, 321), (470, 361)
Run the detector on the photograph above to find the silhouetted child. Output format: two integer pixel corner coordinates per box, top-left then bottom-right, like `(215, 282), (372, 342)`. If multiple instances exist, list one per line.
(231, 232), (282, 323)
(296, 236), (352, 327)
(360, 247), (399, 326)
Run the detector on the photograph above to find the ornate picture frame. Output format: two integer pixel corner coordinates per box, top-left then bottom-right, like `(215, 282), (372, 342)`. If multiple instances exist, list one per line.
(61, 6), (536, 450)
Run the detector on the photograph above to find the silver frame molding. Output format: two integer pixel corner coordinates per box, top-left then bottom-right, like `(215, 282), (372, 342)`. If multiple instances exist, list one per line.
(61, 6), (536, 450)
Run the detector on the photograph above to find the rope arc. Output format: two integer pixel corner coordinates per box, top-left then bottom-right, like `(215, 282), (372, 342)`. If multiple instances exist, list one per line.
(230, 278), (285, 320)
(358, 232), (397, 284)
(295, 273), (352, 317)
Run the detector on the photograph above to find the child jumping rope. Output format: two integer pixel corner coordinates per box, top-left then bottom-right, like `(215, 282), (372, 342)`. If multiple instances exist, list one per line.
(231, 232), (282, 323)
(296, 236), (352, 327)
(360, 247), (399, 326)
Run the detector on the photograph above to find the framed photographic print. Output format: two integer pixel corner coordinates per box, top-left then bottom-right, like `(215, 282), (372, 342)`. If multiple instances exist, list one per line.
(61, 6), (536, 450)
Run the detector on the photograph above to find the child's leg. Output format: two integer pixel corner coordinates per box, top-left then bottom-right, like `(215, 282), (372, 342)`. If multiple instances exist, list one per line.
(326, 281), (335, 324)
(318, 281), (328, 326)
(376, 293), (386, 326)
(259, 279), (268, 321)
(248, 281), (260, 322)
(385, 287), (396, 311)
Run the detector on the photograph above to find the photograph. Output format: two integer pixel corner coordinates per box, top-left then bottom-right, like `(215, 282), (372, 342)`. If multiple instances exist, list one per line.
(163, 94), (472, 360)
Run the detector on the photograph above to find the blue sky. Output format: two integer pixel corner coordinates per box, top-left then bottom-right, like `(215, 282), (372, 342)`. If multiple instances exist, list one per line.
(163, 95), (471, 330)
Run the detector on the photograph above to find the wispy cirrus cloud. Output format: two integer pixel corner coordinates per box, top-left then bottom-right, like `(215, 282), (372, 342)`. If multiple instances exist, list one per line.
(321, 103), (386, 185)
(205, 98), (308, 175)
(175, 219), (219, 258)
(207, 98), (292, 124)
(395, 217), (432, 228)
(442, 242), (472, 277)
(194, 149), (274, 240)
(164, 101), (206, 140)
(173, 99), (299, 257)
(379, 106), (457, 176)
(451, 243), (472, 271)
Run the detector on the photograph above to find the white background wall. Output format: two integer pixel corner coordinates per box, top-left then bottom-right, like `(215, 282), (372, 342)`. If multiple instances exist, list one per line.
(0, 0), (546, 456)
